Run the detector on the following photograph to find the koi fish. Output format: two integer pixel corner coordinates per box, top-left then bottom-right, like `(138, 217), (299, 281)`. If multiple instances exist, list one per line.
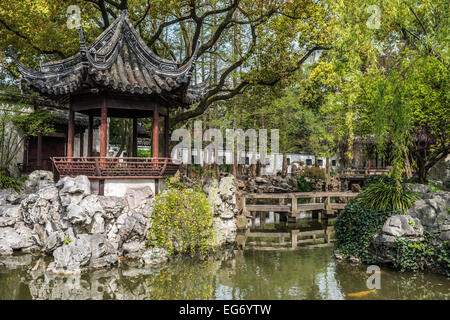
(347, 289), (376, 297)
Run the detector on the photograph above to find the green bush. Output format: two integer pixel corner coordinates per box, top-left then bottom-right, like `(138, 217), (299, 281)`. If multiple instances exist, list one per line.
(356, 181), (417, 212)
(0, 173), (26, 191)
(298, 166), (326, 180)
(137, 149), (151, 157)
(148, 185), (215, 257)
(296, 176), (312, 192)
(362, 174), (395, 189)
(392, 233), (449, 276)
(334, 200), (393, 263)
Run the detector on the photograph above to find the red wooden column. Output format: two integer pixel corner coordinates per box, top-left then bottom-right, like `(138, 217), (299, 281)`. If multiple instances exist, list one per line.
(164, 113), (170, 158)
(67, 107), (75, 158)
(152, 106), (159, 158)
(132, 117), (138, 157)
(37, 133), (42, 169)
(87, 114), (93, 157)
(152, 106), (159, 194)
(100, 98), (108, 158)
(99, 98), (108, 196)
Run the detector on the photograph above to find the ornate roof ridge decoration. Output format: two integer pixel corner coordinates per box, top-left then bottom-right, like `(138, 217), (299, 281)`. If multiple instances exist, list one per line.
(13, 10), (208, 107)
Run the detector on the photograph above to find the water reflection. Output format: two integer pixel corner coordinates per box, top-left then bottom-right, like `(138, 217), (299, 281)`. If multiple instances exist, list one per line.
(0, 248), (448, 300)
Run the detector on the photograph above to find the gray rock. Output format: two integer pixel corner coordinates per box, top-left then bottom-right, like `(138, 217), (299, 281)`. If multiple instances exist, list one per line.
(119, 213), (148, 244)
(90, 233), (118, 269)
(141, 248), (168, 265)
(79, 195), (104, 218)
(44, 231), (66, 254)
(98, 196), (126, 219)
(381, 215), (423, 238)
(125, 187), (153, 209)
(21, 186), (62, 232)
(89, 213), (105, 234)
(0, 243), (13, 256)
(403, 183), (431, 194)
(0, 225), (36, 250)
(57, 176), (91, 207)
(0, 188), (21, 205)
(219, 176), (236, 200)
(67, 203), (90, 225)
(0, 205), (21, 218)
(213, 218), (237, 247)
(0, 216), (16, 227)
(439, 230), (450, 241)
(255, 177), (269, 184)
(23, 170), (54, 193)
(48, 234), (92, 275)
(406, 193), (450, 235)
(122, 241), (144, 258)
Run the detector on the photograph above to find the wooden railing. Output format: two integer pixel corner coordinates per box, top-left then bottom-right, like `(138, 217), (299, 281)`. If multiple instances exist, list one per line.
(244, 227), (335, 250)
(239, 191), (359, 217)
(51, 157), (180, 179)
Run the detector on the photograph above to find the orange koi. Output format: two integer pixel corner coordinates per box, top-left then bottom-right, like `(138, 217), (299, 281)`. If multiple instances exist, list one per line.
(347, 289), (377, 297)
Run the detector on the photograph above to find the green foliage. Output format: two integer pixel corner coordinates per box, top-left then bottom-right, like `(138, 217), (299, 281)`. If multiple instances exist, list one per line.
(148, 185), (215, 257)
(1, 106), (54, 173)
(363, 175), (395, 189)
(356, 181), (417, 212)
(334, 200), (393, 263)
(426, 183), (443, 192)
(392, 233), (450, 277)
(298, 166), (326, 180)
(137, 149), (151, 158)
(12, 109), (54, 136)
(64, 237), (72, 246)
(0, 172), (25, 191)
(296, 176), (312, 192)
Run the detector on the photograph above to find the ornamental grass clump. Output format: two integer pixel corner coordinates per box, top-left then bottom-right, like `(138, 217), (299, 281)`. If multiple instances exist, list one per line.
(148, 185), (215, 257)
(356, 180), (417, 213)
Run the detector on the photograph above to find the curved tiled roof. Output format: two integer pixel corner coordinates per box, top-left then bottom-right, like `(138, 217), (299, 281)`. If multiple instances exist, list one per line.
(14, 10), (208, 107)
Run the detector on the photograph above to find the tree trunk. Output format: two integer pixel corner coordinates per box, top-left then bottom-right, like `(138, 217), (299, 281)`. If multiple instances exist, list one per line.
(281, 153), (288, 177)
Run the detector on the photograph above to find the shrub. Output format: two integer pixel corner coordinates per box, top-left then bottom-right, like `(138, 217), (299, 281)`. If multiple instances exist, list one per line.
(298, 166), (326, 180)
(296, 176), (312, 192)
(0, 173), (26, 191)
(356, 181), (417, 212)
(362, 174), (395, 189)
(334, 200), (393, 263)
(392, 233), (449, 276)
(148, 185), (215, 257)
(137, 149), (151, 157)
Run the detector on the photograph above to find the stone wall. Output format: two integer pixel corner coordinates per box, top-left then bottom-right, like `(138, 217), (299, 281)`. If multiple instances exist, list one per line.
(0, 171), (156, 274)
(0, 170), (241, 274)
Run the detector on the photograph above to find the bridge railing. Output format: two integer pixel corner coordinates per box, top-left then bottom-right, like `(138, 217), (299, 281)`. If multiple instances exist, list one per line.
(51, 157), (181, 179)
(239, 191), (359, 217)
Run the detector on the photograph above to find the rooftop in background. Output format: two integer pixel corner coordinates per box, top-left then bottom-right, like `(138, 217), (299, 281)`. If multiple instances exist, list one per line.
(13, 10), (208, 109)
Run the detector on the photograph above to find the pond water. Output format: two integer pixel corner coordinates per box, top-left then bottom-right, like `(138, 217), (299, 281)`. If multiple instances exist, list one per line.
(0, 247), (448, 300)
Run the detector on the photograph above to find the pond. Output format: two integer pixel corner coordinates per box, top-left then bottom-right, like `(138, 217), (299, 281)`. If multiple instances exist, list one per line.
(0, 247), (448, 300)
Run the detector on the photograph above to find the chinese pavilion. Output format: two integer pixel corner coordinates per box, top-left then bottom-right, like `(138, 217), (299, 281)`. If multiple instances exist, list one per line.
(15, 10), (207, 195)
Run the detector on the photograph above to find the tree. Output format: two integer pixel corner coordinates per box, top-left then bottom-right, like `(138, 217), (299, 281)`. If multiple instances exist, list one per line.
(315, 0), (449, 182)
(0, 0), (331, 128)
(0, 94), (54, 174)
